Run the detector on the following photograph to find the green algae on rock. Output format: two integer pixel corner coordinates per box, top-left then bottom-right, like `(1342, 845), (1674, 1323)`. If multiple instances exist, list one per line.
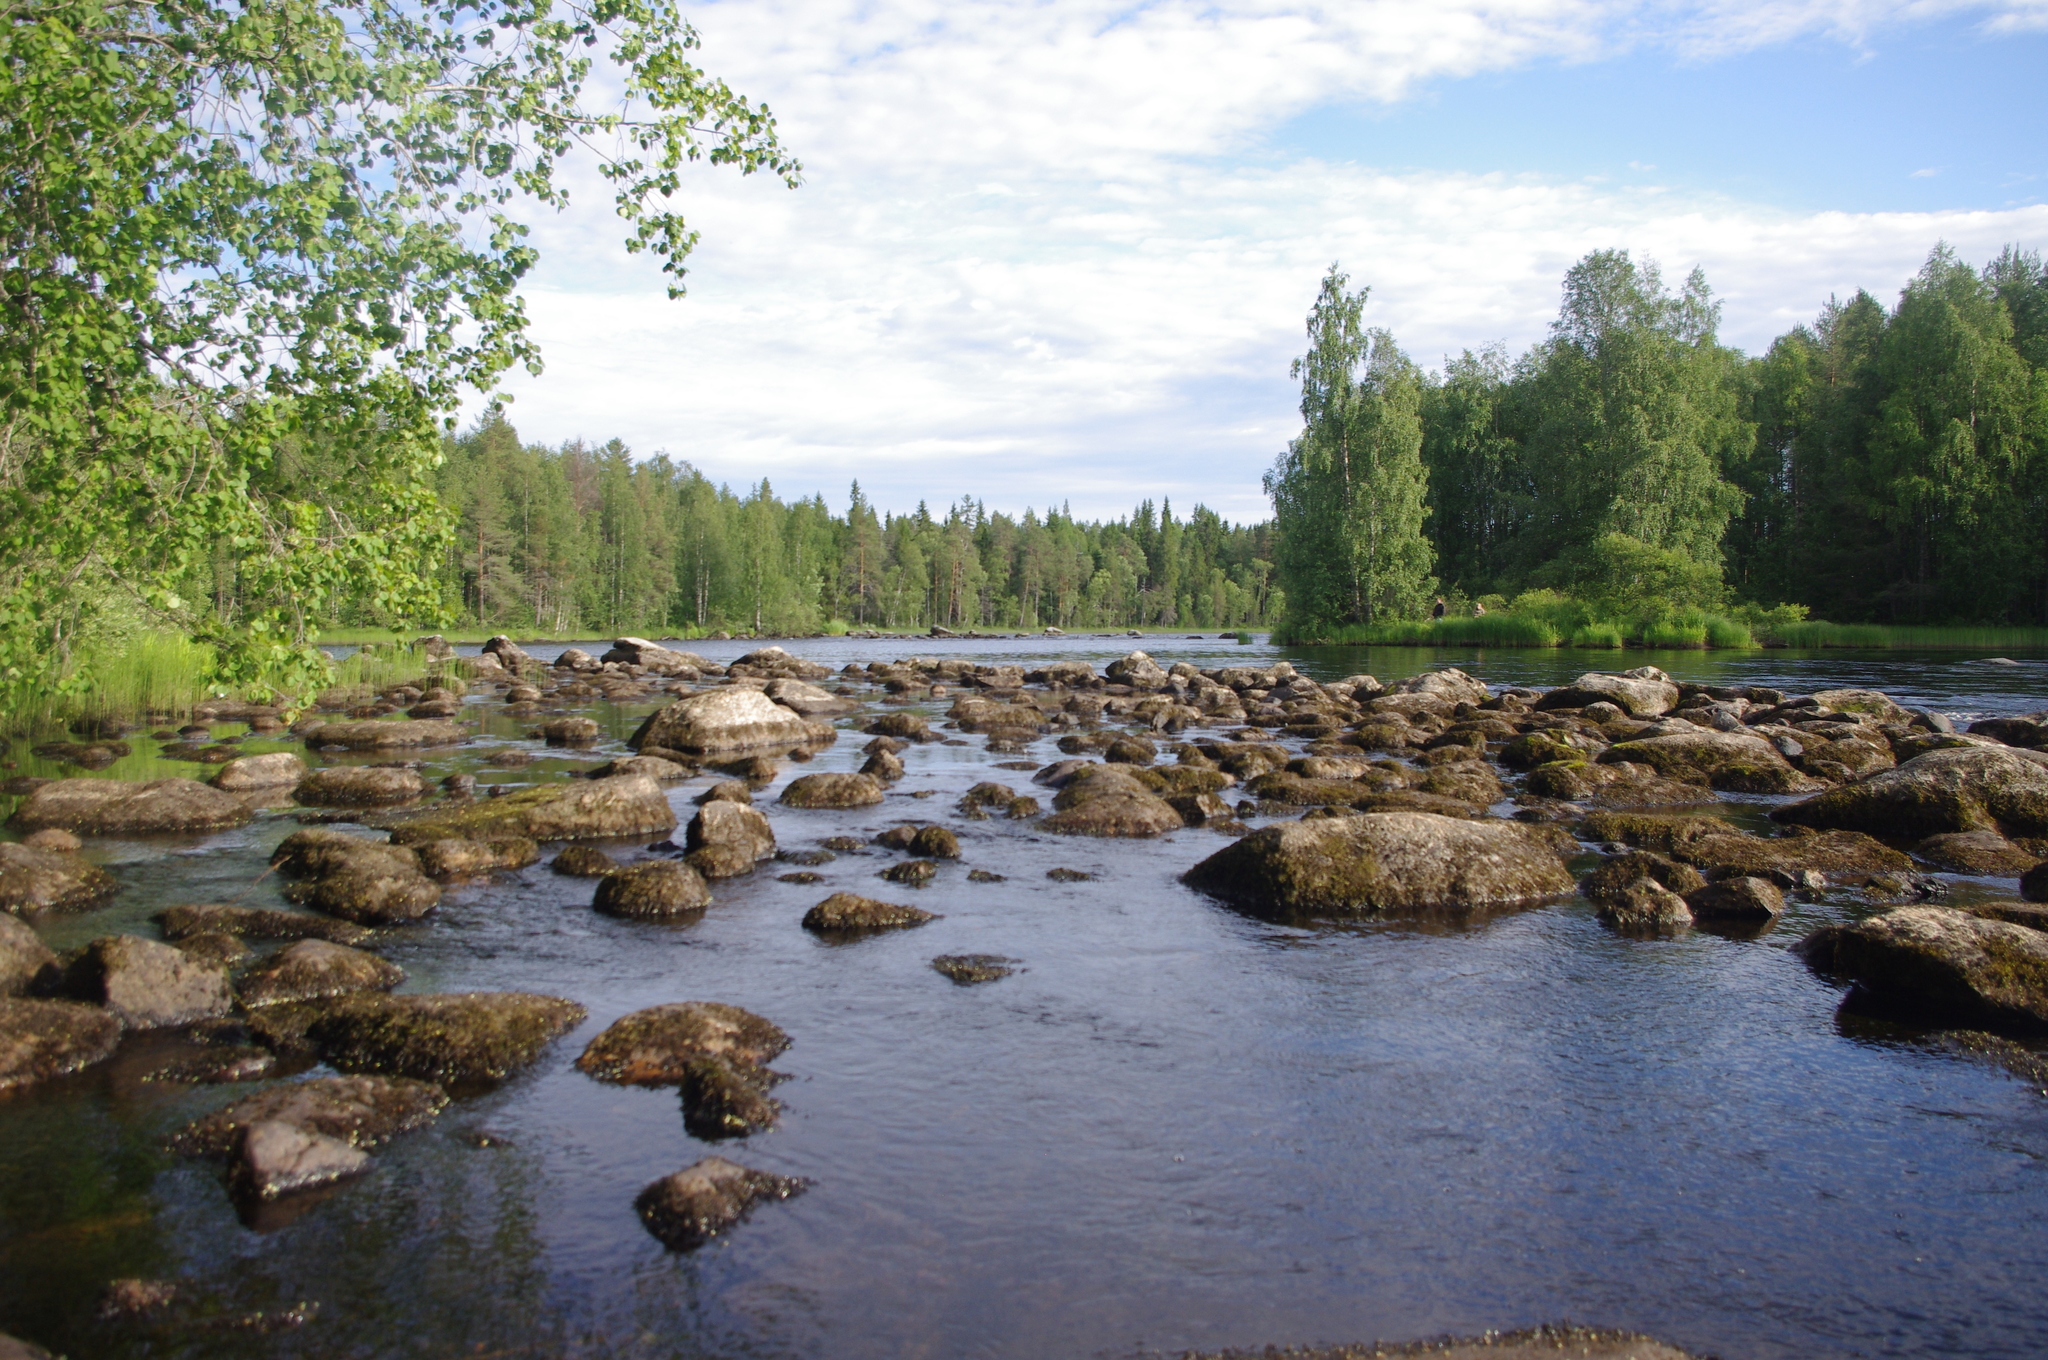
(576, 1002), (789, 1086)
(1797, 906), (2048, 1034)
(8, 777), (254, 836)
(251, 991), (587, 1084)
(0, 840), (118, 913)
(1774, 746), (2048, 840)
(168, 1074), (449, 1155)
(801, 892), (937, 934)
(384, 773), (678, 844)
(593, 861), (711, 919)
(634, 1156), (807, 1251)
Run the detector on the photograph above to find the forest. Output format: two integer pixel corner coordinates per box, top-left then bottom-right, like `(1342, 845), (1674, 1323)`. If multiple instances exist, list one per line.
(422, 418), (1279, 636)
(1270, 242), (2048, 640)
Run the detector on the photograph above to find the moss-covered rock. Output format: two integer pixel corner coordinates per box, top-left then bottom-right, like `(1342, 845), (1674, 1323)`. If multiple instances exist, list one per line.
(1597, 729), (1821, 794)
(1595, 878), (1693, 934)
(1523, 761), (1716, 808)
(9, 777), (254, 836)
(1581, 852), (1705, 901)
(1578, 809), (1734, 851)
(1914, 830), (2042, 876)
(1684, 876), (1785, 922)
(156, 903), (373, 946)
(413, 836), (540, 879)
(295, 766), (429, 806)
(593, 862), (711, 919)
(551, 845), (618, 877)
(685, 801), (775, 864)
(801, 892), (937, 934)
(236, 940), (405, 1008)
(275, 833), (441, 925)
(778, 772), (885, 809)
(302, 719), (469, 749)
(1773, 746), (2048, 839)
(211, 752), (309, 791)
(384, 773), (677, 844)
(1041, 766), (1185, 836)
(575, 1002), (789, 1085)
(1183, 811), (1572, 922)
(1797, 906), (2048, 1033)
(0, 840), (118, 913)
(266, 991), (586, 1084)
(1672, 828), (1911, 879)
(931, 954), (1017, 984)
(679, 1053), (783, 1138)
(168, 1074), (448, 1155)
(634, 1156), (807, 1251)
(0, 998), (121, 1090)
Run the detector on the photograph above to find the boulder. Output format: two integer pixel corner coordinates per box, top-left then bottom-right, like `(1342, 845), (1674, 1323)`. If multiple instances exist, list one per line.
(728, 645), (831, 680)
(932, 954), (1018, 984)
(0, 916), (59, 997)
(861, 750), (906, 782)
(237, 940), (406, 1008)
(1041, 765), (1185, 838)
(550, 845), (617, 877)
(413, 836), (540, 879)
(588, 755), (694, 782)
(602, 638), (711, 675)
(536, 717), (601, 746)
(800, 892), (937, 934)
(1536, 669), (1680, 717)
(880, 859), (936, 886)
(1969, 712), (2048, 751)
(0, 998), (122, 1090)
(302, 720), (468, 749)
(295, 766), (430, 806)
(1914, 830), (2042, 877)
(910, 825), (960, 859)
(634, 1156), (807, 1251)
(1597, 728), (1821, 794)
(8, 777), (254, 835)
(685, 802), (776, 866)
(1522, 761), (1717, 808)
(0, 840), (118, 913)
(779, 773), (885, 809)
(1105, 651), (1171, 688)
(262, 991), (587, 1084)
(169, 1074), (447, 1155)
(230, 1120), (371, 1200)
(66, 934), (232, 1028)
(576, 1002), (789, 1085)
(634, 688), (827, 755)
(1385, 667), (1491, 706)
(1797, 906), (2048, 1033)
(593, 862), (711, 919)
(157, 903), (373, 946)
(1684, 876), (1785, 922)
(1773, 746), (2048, 839)
(763, 678), (855, 716)
(385, 774), (677, 844)
(679, 1052), (784, 1138)
(273, 831), (440, 925)
(1670, 829), (1911, 879)
(866, 712), (934, 741)
(1811, 688), (1912, 722)
(1581, 852), (1705, 902)
(1183, 812), (1573, 922)
(1595, 879), (1693, 933)
(211, 752), (309, 791)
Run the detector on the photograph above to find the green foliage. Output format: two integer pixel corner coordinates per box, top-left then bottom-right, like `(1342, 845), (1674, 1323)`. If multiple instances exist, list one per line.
(0, 0), (794, 701)
(1267, 267), (1436, 637)
(1765, 622), (2048, 649)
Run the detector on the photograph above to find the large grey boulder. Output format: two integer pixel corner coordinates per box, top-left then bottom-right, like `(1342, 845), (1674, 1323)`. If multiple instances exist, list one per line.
(66, 934), (232, 1028)
(1183, 811), (1573, 921)
(0, 998), (122, 1090)
(8, 777), (254, 835)
(1384, 666), (1490, 706)
(386, 773), (677, 844)
(0, 840), (118, 912)
(602, 637), (712, 675)
(1773, 746), (2048, 839)
(1536, 668), (1680, 717)
(685, 801), (776, 879)
(635, 688), (831, 755)
(763, 678), (854, 716)
(1797, 905), (2048, 1033)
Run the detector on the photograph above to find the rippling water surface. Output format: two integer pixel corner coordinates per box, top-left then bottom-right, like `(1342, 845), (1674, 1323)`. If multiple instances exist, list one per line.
(2, 638), (2046, 1359)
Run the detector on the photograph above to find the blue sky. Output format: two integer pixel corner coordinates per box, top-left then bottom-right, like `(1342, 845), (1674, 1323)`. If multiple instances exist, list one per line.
(490, 1), (2048, 524)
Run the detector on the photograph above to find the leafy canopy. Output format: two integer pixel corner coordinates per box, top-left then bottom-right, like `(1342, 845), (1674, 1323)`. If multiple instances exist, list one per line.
(0, 0), (796, 701)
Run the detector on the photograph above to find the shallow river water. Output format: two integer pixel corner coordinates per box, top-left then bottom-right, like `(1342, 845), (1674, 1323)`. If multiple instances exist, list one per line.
(3, 638), (2047, 1360)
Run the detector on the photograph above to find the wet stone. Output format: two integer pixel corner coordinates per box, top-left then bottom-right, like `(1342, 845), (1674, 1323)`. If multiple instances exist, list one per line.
(576, 1002), (788, 1086)
(594, 862), (712, 919)
(1596, 879), (1694, 934)
(169, 1074), (448, 1155)
(295, 766), (429, 807)
(779, 772), (886, 809)
(881, 859), (938, 887)
(66, 934), (232, 1029)
(634, 1156), (807, 1251)
(261, 992), (587, 1085)
(551, 845), (617, 877)
(679, 1054), (784, 1139)
(0, 998), (121, 1091)
(1684, 876), (1786, 923)
(157, 904), (373, 946)
(802, 892), (937, 934)
(1046, 868), (1095, 882)
(0, 915), (59, 998)
(775, 849), (835, 866)
(968, 869), (1008, 883)
(414, 836), (540, 879)
(778, 871), (824, 885)
(236, 940), (406, 1008)
(231, 1119), (371, 1201)
(932, 954), (1017, 985)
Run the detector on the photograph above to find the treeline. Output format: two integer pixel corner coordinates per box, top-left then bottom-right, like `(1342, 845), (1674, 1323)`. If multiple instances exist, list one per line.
(426, 414), (1280, 635)
(1271, 243), (2048, 637)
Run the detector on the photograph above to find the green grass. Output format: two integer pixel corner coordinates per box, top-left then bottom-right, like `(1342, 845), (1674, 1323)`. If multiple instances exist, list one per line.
(1765, 622), (2048, 650)
(1282, 600), (1759, 650)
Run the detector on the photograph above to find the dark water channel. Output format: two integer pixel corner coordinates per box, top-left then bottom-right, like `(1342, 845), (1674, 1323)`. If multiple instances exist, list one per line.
(3, 638), (2047, 1359)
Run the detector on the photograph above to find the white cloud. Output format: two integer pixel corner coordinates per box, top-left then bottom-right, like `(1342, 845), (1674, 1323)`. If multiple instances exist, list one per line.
(482, 0), (2048, 522)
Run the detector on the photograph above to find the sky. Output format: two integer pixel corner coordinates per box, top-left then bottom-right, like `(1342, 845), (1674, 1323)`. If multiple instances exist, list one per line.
(486, 0), (2048, 524)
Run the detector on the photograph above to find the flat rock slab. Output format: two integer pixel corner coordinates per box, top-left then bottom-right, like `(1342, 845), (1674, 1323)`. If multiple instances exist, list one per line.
(385, 774), (676, 844)
(169, 1074), (448, 1155)
(8, 777), (253, 836)
(0, 998), (121, 1091)
(303, 720), (468, 749)
(1797, 905), (2048, 1033)
(211, 752), (309, 791)
(576, 1002), (789, 1085)
(413, 837), (540, 879)
(295, 766), (430, 806)
(237, 940), (406, 1008)
(0, 840), (117, 912)
(1184, 811), (1573, 922)
(157, 903), (374, 946)
(635, 1156), (807, 1251)
(779, 773), (885, 809)
(255, 992), (587, 1085)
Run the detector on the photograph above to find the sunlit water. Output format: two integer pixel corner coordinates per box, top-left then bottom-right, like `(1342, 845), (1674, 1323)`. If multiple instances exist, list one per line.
(2, 637), (2046, 1359)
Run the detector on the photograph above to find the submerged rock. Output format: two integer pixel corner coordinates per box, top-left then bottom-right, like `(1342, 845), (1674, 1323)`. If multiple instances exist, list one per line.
(230, 1120), (371, 1201)
(1595, 879), (1694, 934)
(931, 954), (1017, 984)
(1774, 746), (2048, 839)
(0, 998), (121, 1090)
(1183, 812), (1572, 922)
(634, 1156), (807, 1251)
(211, 752), (309, 791)
(236, 940), (405, 1008)
(0, 840), (118, 913)
(679, 1054), (784, 1138)
(8, 777), (253, 836)
(634, 688), (828, 755)
(801, 892), (937, 934)
(169, 1074), (448, 1155)
(1797, 906), (2048, 1033)
(386, 773), (677, 844)
(594, 862), (712, 919)
(295, 766), (430, 806)
(1041, 766), (1184, 838)
(66, 934), (232, 1028)
(265, 991), (587, 1084)
(779, 772), (885, 809)
(576, 1002), (789, 1085)
(156, 904), (373, 946)
(550, 845), (618, 877)
(301, 719), (468, 750)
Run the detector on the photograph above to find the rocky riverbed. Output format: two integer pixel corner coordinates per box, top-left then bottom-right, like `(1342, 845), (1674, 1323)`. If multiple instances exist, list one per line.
(0, 635), (2045, 1359)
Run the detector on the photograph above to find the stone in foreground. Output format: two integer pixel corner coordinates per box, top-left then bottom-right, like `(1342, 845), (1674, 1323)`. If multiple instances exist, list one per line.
(634, 1156), (807, 1251)
(1183, 812), (1572, 922)
(169, 1074), (448, 1155)
(1796, 906), (2048, 1034)
(236, 940), (406, 1008)
(0, 998), (122, 1091)
(594, 862), (712, 919)
(231, 1119), (371, 1200)
(0, 840), (119, 913)
(8, 777), (253, 835)
(266, 992), (587, 1084)
(66, 934), (232, 1028)
(576, 1002), (789, 1085)
(387, 773), (677, 844)
(1774, 746), (2048, 839)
